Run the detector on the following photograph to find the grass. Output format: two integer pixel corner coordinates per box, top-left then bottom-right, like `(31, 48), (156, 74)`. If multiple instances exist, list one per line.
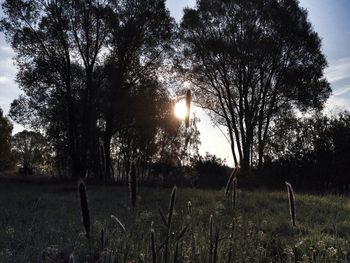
(0, 182), (350, 262)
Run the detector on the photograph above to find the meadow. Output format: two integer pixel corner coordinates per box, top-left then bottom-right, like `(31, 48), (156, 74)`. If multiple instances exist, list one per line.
(1, 182), (350, 262)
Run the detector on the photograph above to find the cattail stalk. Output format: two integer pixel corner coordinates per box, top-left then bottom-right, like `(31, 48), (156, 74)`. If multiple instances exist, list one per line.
(231, 177), (237, 210)
(185, 90), (191, 128)
(208, 214), (214, 263)
(213, 228), (219, 263)
(167, 186), (177, 228)
(187, 201), (192, 215)
(151, 228), (157, 263)
(225, 167), (239, 196)
(100, 228), (104, 251)
(285, 182), (296, 226)
(78, 180), (90, 239)
(164, 186), (177, 263)
(129, 161), (137, 207)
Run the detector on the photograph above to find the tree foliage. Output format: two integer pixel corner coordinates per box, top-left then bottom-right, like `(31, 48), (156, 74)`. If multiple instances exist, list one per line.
(12, 130), (48, 176)
(1, 0), (180, 181)
(179, 0), (331, 168)
(261, 111), (350, 191)
(0, 108), (14, 171)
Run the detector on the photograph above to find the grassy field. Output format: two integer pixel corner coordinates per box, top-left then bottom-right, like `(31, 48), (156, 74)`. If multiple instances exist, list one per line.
(1, 182), (350, 262)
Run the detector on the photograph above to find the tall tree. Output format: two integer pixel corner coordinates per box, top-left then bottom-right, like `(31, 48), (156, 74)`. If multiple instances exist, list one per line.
(0, 108), (14, 171)
(179, 0), (330, 169)
(101, 0), (175, 181)
(12, 130), (48, 176)
(1, 0), (111, 178)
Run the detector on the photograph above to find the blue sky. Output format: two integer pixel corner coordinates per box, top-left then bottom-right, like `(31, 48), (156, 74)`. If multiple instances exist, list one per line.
(1, 0), (350, 165)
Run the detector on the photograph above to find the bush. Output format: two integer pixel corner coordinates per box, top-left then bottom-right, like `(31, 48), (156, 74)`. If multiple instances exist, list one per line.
(191, 153), (230, 188)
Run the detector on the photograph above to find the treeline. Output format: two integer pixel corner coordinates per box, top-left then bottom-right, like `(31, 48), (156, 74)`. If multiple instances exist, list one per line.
(258, 111), (350, 192)
(0, 0), (201, 182)
(1, 0), (347, 191)
(0, 106), (200, 183)
(2, 107), (350, 191)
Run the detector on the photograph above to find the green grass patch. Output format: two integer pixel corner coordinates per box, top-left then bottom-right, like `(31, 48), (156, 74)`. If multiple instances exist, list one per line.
(0, 183), (350, 262)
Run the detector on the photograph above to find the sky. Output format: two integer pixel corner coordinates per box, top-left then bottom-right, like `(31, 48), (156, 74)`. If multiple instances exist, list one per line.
(1, 0), (350, 166)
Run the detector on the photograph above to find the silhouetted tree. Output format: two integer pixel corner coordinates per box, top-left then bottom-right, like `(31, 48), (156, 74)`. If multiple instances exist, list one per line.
(0, 108), (14, 171)
(191, 153), (229, 188)
(262, 111), (350, 192)
(101, 0), (175, 181)
(179, 0), (331, 169)
(12, 130), (48, 176)
(1, 0), (111, 179)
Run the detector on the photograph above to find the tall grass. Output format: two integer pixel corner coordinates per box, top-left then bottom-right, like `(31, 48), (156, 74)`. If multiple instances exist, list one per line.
(129, 161), (137, 207)
(225, 167), (239, 196)
(231, 177), (237, 210)
(78, 179), (90, 240)
(164, 186), (177, 263)
(285, 182), (296, 226)
(151, 228), (157, 263)
(110, 214), (126, 233)
(1, 182), (348, 262)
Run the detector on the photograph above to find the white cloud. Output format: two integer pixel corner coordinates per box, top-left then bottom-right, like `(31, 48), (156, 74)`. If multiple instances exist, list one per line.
(0, 45), (14, 56)
(325, 57), (350, 83)
(332, 84), (350, 97)
(0, 33), (21, 115)
(0, 76), (9, 84)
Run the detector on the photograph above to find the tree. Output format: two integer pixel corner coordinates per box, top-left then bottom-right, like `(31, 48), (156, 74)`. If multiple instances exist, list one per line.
(262, 111), (350, 191)
(12, 130), (48, 176)
(179, 0), (331, 169)
(0, 108), (14, 171)
(108, 79), (201, 183)
(101, 0), (175, 181)
(191, 153), (228, 188)
(1, 0), (111, 179)
(1, 0), (175, 181)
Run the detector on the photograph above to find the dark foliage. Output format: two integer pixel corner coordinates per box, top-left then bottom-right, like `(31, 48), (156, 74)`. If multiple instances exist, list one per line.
(0, 108), (14, 171)
(179, 0), (331, 168)
(192, 153), (230, 188)
(259, 111), (350, 192)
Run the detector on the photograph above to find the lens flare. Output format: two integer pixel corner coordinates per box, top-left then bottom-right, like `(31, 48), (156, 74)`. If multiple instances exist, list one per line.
(174, 100), (188, 119)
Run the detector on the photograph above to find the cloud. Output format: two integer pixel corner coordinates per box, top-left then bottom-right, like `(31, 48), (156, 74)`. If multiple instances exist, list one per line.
(0, 32), (21, 114)
(324, 57), (350, 83)
(332, 84), (350, 97)
(0, 45), (14, 56)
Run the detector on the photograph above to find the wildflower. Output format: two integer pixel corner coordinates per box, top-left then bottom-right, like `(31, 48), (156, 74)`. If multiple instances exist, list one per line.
(327, 247), (337, 257)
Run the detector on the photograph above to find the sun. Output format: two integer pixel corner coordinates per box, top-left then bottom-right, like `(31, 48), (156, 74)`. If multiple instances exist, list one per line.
(174, 100), (188, 119)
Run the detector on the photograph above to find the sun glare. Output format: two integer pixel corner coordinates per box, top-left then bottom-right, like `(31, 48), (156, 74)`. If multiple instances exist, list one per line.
(174, 100), (188, 119)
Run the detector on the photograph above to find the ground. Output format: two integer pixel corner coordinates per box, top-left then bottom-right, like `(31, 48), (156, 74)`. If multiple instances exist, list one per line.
(0, 182), (350, 262)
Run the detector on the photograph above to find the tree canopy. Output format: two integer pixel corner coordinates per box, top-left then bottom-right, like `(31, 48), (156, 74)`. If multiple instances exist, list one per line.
(1, 0), (179, 181)
(12, 130), (48, 176)
(1, 0), (344, 189)
(179, 0), (331, 168)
